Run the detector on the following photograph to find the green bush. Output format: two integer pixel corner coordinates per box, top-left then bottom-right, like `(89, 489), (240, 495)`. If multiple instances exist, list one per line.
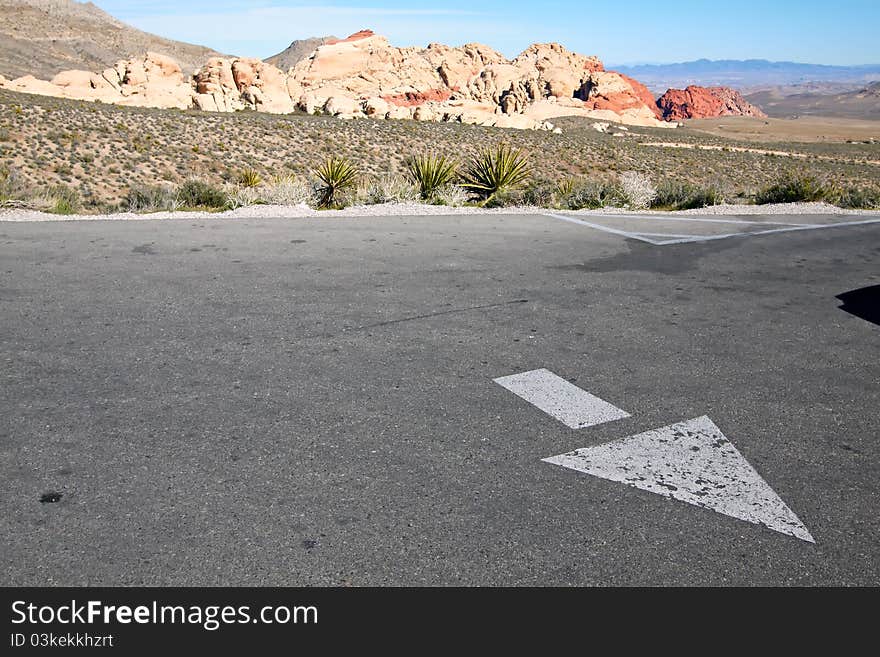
(46, 185), (81, 215)
(755, 176), (827, 205)
(313, 157), (359, 209)
(405, 154), (457, 200)
(827, 185), (880, 210)
(481, 188), (524, 208)
(177, 179), (228, 209)
(652, 181), (723, 210)
(459, 144), (531, 205)
(681, 186), (723, 209)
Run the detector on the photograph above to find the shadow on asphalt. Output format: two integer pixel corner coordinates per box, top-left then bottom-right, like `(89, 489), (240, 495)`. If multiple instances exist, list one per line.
(837, 285), (880, 326)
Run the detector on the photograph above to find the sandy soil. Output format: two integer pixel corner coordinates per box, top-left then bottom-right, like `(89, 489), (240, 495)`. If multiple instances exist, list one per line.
(685, 116), (880, 143)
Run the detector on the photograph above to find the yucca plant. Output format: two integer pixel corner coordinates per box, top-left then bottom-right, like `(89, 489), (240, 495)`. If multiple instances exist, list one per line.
(459, 144), (531, 205)
(556, 177), (576, 201)
(238, 168), (262, 188)
(313, 156), (359, 209)
(405, 153), (458, 200)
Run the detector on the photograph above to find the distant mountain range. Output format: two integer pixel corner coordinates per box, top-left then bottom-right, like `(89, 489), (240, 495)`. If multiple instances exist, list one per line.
(614, 59), (880, 94)
(0, 0), (225, 79)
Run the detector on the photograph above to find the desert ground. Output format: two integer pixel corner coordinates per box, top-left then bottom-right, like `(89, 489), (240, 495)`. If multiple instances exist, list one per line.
(687, 116), (880, 143)
(1, 89), (879, 215)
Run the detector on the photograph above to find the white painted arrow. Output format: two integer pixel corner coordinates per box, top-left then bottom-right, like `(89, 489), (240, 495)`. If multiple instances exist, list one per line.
(543, 416), (815, 543)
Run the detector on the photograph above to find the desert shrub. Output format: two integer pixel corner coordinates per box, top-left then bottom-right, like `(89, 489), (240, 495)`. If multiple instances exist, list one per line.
(261, 175), (314, 206)
(225, 185), (263, 209)
(652, 181), (723, 210)
(826, 185), (880, 210)
(227, 175), (315, 208)
(459, 144), (531, 205)
(357, 175), (419, 205)
(618, 171), (657, 210)
(405, 154), (457, 200)
(177, 179), (228, 209)
(482, 188), (525, 208)
(651, 180), (692, 209)
(683, 186), (724, 209)
(237, 168), (262, 188)
(755, 176), (828, 205)
(46, 185), (81, 215)
(559, 179), (620, 210)
(313, 156), (359, 209)
(521, 180), (559, 208)
(432, 184), (469, 207)
(0, 165), (24, 201)
(122, 184), (179, 212)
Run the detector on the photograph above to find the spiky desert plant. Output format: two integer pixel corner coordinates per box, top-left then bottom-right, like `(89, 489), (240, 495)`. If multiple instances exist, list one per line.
(238, 168), (262, 188)
(313, 156), (358, 209)
(459, 144), (531, 204)
(405, 153), (458, 200)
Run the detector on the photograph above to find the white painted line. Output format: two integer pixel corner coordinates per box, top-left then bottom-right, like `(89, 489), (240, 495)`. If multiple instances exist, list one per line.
(545, 213), (880, 246)
(650, 218), (880, 246)
(631, 232), (708, 239)
(545, 214), (666, 245)
(543, 416), (815, 543)
(577, 213), (811, 227)
(494, 368), (630, 429)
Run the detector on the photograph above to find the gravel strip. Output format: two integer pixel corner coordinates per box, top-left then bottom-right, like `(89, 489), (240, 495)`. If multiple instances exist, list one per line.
(0, 201), (876, 222)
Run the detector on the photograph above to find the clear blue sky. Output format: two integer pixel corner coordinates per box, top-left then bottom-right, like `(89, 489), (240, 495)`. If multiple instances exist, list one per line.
(95, 0), (880, 65)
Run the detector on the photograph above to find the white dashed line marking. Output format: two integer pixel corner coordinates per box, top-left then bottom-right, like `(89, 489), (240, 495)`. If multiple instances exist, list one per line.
(543, 416), (815, 543)
(494, 368), (630, 429)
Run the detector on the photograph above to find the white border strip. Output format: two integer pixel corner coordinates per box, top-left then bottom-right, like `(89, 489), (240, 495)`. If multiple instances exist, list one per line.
(545, 213), (880, 246)
(494, 368), (630, 429)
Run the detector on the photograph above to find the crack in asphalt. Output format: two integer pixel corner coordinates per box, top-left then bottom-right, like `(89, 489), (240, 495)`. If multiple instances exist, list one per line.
(296, 298), (531, 340)
(342, 299), (530, 333)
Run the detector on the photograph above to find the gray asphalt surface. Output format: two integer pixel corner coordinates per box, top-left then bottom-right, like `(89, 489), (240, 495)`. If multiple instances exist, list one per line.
(1, 213), (878, 586)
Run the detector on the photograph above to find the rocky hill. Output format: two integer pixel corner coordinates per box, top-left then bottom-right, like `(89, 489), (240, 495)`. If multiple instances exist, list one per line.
(0, 0), (224, 79)
(265, 36), (338, 72)
(0, 22), (768, 130)
(657, 86), (767, 121)
(0, 29), (676, 130)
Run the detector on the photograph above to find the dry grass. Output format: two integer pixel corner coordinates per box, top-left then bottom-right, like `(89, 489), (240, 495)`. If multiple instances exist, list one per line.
(1, 88), (878, 213)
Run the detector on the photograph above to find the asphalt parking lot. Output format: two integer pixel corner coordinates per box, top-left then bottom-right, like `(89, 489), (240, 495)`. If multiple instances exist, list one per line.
(1, 212), (878, 585)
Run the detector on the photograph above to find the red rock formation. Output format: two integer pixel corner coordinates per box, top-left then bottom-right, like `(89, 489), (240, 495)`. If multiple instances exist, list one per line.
(325, 30), (375, 45)
(657, 85), (767, 120)
(382, 88), (454, 107)
(620, 74), (664, 120)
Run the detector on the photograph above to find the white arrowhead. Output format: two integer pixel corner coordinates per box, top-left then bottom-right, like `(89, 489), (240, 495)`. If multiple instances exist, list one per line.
(543, 416), (815, 543)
